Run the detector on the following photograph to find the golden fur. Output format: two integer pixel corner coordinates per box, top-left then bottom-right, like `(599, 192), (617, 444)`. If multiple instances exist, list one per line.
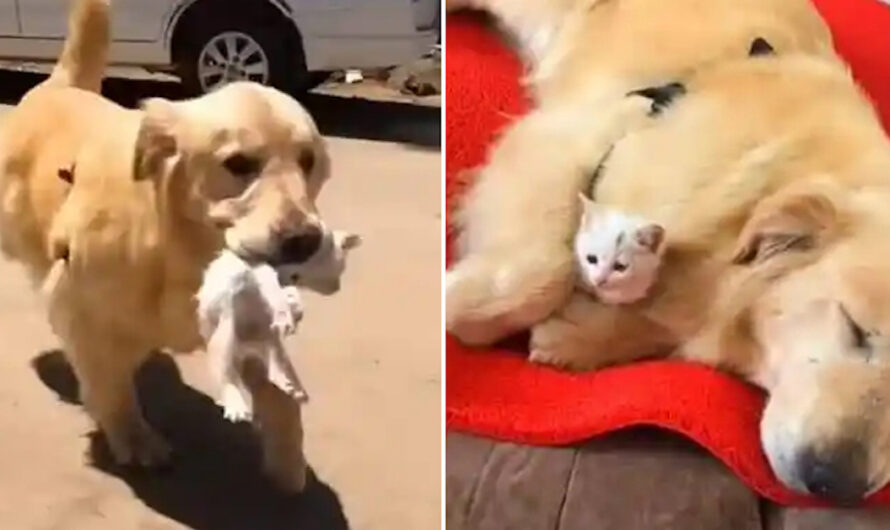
(0, 0), (328, 491)
(448, 0), (890, 501)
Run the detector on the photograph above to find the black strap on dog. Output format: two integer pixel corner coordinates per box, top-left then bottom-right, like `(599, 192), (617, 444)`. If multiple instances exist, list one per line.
(748, 37), (775, 57)
(587, 145), (614, 198)
(588, 81), (687, 197)
(57, 163), (75, 184)
(627, 81), (687, 116)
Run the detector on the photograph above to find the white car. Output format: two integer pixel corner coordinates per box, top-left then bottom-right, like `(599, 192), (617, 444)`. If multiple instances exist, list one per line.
(0, 0), (440, 94)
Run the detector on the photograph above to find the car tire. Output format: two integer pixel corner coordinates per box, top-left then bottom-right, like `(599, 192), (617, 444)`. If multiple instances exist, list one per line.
(175, 11), (308, 96)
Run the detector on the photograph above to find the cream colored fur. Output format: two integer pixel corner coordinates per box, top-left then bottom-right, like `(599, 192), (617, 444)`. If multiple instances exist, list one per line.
(448, 0), (890, 499)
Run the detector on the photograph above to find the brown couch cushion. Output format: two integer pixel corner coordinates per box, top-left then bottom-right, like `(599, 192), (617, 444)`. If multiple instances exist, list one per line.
(447, 430), (890, 529)
(447, 429), (761, 530)
(765, 505), (890, 530)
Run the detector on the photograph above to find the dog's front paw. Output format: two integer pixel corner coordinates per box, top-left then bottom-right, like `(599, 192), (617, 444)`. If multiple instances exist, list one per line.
(220, 385), (252, 422)
(528, 316), (585, 370)
(528, 310), (606, 372)
(105, 419), (173, 468)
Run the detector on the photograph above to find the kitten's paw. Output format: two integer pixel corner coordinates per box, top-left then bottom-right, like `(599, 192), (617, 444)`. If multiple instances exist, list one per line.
(269, 371), (295, 394)
(268, 361), (309, 402)
(283, 286), (304, 322)
(269, 286), (302, 337)
(220, 385), (252, 422)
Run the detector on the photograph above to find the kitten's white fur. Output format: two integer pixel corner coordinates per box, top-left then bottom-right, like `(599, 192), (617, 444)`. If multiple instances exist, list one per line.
(574, 194), (665, 305)
(197, 225), (361, 422)
(197, 251), (306, 422)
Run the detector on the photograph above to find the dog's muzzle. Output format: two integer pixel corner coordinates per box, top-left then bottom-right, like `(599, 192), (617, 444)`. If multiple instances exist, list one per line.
(796, 441), (869, 505)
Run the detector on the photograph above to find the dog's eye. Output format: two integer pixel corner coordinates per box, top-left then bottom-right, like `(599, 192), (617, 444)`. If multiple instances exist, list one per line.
(223, 153), (260, 177)
(298, 149), (315, 175)
(613, 262), (628, 272)
(586, 254), (598, 265)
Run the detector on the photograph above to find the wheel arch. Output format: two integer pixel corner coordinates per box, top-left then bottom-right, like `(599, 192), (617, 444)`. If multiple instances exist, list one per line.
(164, 0), (306, 65)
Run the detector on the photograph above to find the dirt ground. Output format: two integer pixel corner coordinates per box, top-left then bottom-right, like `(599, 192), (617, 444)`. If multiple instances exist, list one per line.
(0, 74), (441, 530)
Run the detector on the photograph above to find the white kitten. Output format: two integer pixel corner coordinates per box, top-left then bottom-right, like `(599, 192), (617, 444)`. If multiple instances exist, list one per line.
(573, 193), (666, 305)
(197, 250), (307, 422)
(197, 225), (360, 422)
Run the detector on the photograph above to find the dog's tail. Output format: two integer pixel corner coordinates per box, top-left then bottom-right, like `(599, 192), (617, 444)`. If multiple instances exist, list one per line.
(48, 0), (110, 92)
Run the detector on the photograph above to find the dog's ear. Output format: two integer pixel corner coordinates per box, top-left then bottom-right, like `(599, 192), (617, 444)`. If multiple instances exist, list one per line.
(134, 98), (180, 181)
(732, 183), (839, 265)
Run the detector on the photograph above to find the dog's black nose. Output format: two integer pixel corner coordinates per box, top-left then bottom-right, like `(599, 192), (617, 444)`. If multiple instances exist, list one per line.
(798, 446), (868, 505)
(278, 226), (322, 264)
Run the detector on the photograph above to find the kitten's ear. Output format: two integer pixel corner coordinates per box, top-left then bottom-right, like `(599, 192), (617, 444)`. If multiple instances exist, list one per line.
(334, 231), (362, 252)
(636, 224), (665, 252)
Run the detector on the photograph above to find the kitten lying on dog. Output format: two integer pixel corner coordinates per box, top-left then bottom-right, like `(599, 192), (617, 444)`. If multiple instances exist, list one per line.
(197, 226), (361, 421)
(573, 193), (665, 305)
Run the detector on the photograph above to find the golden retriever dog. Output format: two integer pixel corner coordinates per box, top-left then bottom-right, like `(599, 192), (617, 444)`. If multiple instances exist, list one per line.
(447, 0), (890, 503)
(0, 0), (330, 491)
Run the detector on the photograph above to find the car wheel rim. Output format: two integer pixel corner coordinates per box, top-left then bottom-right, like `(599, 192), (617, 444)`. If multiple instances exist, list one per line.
(197, 31), (270, 93)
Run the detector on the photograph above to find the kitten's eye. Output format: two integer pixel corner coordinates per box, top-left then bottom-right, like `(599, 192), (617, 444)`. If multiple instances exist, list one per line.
(586, 255), (598, 265)
(613, 262), (628, 272)
(223, 153), (261, 177)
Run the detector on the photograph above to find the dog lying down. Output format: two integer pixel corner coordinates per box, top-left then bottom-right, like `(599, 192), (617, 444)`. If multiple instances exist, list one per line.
(197, 226), (361, 422)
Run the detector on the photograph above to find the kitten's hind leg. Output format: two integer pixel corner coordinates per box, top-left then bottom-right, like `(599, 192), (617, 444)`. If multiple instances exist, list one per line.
(207, 313), (254, 420)
(268, 339), (308, 402)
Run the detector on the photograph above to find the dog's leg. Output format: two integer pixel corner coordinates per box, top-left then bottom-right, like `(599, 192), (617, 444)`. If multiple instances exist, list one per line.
(241, 358), (308, 493)
(65, 332), (171, 466)
(529, 292), (675, 371)
(447, 251), (575, 345)
(448, 97), (652, 345)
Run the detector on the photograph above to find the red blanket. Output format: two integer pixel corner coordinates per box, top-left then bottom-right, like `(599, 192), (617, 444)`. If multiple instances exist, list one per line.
(445, 0), (890, 506)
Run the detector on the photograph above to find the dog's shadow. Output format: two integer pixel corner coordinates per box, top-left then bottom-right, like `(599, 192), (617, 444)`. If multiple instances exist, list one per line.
(31, 350), (350, 530)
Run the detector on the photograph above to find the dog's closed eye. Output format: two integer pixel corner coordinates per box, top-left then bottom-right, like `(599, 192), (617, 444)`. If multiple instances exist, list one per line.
(223, 153), (261, 177)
